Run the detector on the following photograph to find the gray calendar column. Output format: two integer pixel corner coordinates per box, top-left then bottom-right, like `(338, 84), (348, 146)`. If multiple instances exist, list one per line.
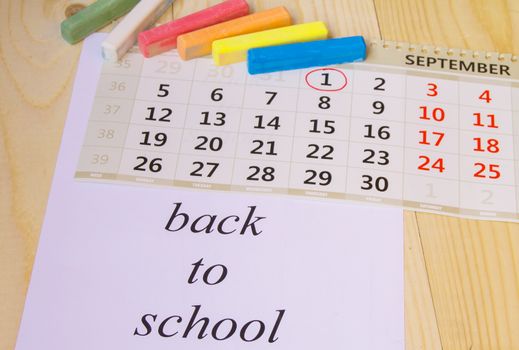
(76, 51), (143, 180)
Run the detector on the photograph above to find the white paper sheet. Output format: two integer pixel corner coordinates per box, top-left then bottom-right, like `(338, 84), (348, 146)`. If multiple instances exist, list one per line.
(15, 34), (404, 350)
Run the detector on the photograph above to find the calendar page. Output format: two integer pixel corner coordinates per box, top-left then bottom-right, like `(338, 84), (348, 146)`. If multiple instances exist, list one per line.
(75, 34), (519, 222)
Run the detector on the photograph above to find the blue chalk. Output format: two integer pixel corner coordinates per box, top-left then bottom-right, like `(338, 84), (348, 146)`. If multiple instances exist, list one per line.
(247, 36), (366, 75)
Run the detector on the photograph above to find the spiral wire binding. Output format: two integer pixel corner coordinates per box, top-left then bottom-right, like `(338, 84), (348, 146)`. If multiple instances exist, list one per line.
(369, 40), (518, 63)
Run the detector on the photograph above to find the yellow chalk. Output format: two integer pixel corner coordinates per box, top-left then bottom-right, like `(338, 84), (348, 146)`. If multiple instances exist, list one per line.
(212, 21), (329, 66)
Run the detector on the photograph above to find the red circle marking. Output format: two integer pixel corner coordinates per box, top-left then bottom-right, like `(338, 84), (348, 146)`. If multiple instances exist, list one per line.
(304, 68), (348, 92)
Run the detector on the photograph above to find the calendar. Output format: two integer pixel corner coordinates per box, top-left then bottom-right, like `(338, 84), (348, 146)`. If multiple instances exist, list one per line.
(75, 35), (519, 222)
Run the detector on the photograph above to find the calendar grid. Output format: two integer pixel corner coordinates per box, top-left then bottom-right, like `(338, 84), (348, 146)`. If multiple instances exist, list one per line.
(75, 47), (519, 222)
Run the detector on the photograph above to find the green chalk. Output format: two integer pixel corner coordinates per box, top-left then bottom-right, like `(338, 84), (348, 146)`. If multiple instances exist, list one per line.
(61, 0), (140, 44)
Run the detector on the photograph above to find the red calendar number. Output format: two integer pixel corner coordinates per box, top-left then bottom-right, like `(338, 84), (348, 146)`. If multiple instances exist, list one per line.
(419, 106), (445, 122)
(418, 155), (445, 173)
(479, 90), (492, 103)
(474, 163), (500, 179)
(473, 112), (498, 128)
(419, 130), (445, 146)
(427, 83), (438, 97)
(473, 137), (500, 153)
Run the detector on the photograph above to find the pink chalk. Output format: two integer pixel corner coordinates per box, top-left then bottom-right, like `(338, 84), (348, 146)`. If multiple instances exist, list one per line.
(138, 0), (250, 58)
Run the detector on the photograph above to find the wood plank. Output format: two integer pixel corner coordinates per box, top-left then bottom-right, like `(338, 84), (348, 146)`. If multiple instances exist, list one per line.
(174, 0), (380, 39)
(0, 2), (83, 349)
(375, 0), (518, 53)
(405, 212), (443, 350)
(376, 0), (519, 348)
(416, 214), (519, 349)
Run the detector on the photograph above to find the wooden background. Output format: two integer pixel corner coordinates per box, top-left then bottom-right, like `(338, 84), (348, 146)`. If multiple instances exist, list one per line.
(1, 0), (518, 349)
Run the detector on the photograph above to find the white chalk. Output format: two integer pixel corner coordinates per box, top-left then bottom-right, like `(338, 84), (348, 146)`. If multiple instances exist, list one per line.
(102, 0), (174, 62)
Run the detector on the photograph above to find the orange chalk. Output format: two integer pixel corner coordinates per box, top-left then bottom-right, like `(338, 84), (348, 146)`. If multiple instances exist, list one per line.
(177, 6), (291, 60)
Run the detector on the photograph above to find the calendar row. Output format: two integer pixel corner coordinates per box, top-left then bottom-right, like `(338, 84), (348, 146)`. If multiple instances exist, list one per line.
(96, 74), (519, 115)
(92, 97), (519, 139)
(76, 147), (519, 218)
(105, 52), (519, 111)
(77, 140), (517, 185)
(83, 120), (518, 160)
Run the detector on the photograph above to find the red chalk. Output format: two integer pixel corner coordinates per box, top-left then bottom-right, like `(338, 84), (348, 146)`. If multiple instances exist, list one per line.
(138, 0), (249, 58)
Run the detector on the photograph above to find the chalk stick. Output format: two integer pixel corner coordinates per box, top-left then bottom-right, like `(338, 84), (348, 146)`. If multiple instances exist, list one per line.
(212, 21), (329, 66)
(247, 36), (367, 74)
(138, 0), (249, 58)
(177, 6), (291, 61)
(102, 0), (174, 62)
(61, 0), (140, 45)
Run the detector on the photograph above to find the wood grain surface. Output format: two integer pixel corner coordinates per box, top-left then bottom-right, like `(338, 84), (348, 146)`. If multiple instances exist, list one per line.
(0, 1), (517, 349)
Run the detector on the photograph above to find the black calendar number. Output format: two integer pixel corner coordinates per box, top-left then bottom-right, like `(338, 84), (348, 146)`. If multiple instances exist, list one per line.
(304, 170), (332, 186)
(194, 136), (223, 151)
(211, 88), (223, 102)
(363, 149), (389, 165)
(157, 83), (170, 97)
(134, 156), (162, 173)
(140, 131), (167, 147)
(200, 111), (226, 126)
(364, 125), (390, 140)
(318, 96), (331, 109)
(247, 166), (275, 182)
(321, 72), (332, 86)
(190, 161), (219, 177)
(309, 119), (335, 134)
(254, 115), (280, 130)
(265, 91), (278, 105)
(372, 101), (385, 114)
(146, 107), (172, 122)
(250, 140), (277, 156)
(374, 77), (386, 91)
(361, 175), (388, 192)
(306, 144), (334, 160)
